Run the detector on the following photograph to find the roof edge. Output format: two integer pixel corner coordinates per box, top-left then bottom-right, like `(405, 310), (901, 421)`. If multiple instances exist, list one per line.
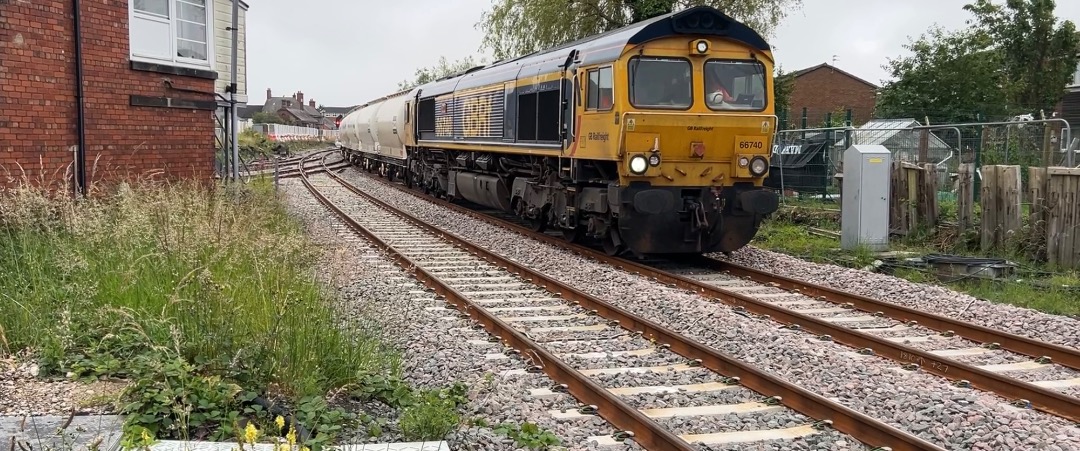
(792, 63), (878, 89)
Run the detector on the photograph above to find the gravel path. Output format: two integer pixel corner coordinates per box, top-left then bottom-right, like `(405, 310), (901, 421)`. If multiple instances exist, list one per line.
(716, 247), (1080, 351)
(0, 358), (126, 417)
(337, 169), (1080, 451)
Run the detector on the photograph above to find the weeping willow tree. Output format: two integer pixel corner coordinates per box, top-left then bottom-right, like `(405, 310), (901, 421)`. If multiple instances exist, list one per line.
(477, 0), (803, 60)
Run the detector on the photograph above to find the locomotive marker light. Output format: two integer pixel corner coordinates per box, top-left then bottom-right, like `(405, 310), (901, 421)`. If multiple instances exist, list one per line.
(749, 156), (768, 176)
(629, 154), (649, 175)
(648, 152), (661, 166)
(738, 156), (749, 167)
(692, 39), (710, 55)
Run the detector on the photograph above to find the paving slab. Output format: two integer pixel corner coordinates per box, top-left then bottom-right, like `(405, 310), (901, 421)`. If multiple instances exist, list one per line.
(151, 441), (450, 451)
(2, 415), (124, 451)
(3, 417), (449, 451)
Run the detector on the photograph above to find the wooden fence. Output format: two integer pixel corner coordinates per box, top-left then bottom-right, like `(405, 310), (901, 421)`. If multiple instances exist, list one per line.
(888, 162), (1079, 268)
(980, 165), (1080, 268)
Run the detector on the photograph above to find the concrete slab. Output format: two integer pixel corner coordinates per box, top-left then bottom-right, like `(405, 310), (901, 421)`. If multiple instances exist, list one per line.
(2, 415), (124, 451)
(151, 441), (450, 451)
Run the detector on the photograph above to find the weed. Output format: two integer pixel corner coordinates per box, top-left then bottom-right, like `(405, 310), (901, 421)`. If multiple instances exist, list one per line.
(492, 422), (562, 450)
(0, 177), (405, 447)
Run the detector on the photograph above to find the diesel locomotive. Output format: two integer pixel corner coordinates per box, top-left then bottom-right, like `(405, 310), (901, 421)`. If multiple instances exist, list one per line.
(338, 5), (780, 257)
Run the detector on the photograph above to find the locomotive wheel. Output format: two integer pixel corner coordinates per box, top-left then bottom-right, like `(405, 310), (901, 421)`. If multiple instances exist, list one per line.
(602, 230), (624, 256)
(561, 226), (582, 243)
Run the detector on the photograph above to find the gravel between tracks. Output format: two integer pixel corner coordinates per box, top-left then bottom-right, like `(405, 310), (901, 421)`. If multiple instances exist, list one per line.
(339, 169), (1080, 451)
(715, 247), (1080, 351)
(281, 177), (623, 449)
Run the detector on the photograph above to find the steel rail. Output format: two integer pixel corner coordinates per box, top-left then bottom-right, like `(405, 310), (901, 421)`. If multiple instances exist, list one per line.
(297, 156), (695, 451)
(355, 172), (1080, 424)
(324, 169), (946, 451)
(692, 256), (1080, 371)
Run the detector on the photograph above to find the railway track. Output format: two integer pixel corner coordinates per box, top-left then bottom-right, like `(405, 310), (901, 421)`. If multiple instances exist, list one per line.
(346, 159), (1080, 425)
(296, 151), (944, 450)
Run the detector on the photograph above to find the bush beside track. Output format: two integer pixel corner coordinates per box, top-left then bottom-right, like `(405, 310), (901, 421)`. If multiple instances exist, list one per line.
(0, 175), (467, 448)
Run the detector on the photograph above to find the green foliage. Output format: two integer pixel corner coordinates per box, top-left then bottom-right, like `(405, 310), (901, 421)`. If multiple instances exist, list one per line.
(773, 65), (796, 125)
(493, 422), (562, 449)
(0, 178), (402, 445)
(963, 0), (1080, 113)
(477, 0), (803, 60)
(876, 0), (1078, 122)
(252, 111), (290, 125)
(398, 56), (485, 91)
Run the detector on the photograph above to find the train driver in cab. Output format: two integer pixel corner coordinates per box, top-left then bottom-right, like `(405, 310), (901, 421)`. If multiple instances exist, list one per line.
(706, 71), (737, 109)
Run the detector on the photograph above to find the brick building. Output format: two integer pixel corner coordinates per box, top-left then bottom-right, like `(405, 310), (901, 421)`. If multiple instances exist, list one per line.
(0, 0), (248, 192)
(786, 63), (878, 129)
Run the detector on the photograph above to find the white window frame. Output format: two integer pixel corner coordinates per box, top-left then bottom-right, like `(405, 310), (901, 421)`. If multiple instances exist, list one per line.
(129, 0), (216, 71)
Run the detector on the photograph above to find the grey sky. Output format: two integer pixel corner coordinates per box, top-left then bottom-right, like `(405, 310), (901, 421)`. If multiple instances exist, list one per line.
(245, 0), (1080, 108)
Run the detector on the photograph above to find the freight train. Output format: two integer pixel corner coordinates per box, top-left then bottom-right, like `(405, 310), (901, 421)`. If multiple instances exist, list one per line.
(338, 5), (780, 257)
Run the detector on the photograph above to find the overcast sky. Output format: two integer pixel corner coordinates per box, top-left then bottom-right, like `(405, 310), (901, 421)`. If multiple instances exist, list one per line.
(245, 0), (1080, 108)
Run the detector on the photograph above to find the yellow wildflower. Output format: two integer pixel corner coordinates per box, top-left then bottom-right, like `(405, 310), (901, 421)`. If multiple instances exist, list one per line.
(301, 447), (310, 451)
(275, 416), (285, 433)
(286, 427), (297, 446)
(244, 422), (259, 445)
(140, 429), (152, 444)
(277, 444), (290, 451)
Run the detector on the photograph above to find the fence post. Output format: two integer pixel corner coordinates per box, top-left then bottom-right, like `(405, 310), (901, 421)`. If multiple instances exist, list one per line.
(920, 163), (939, 229)
(1045, 168), (1080, 268)
(957, 163), (975, 232)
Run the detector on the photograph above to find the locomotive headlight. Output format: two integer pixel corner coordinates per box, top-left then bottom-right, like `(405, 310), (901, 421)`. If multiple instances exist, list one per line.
(648, 152), (661, 166)
(629, 154), (648, 174)
(692, 39), (709, 54)
(749, 156), (768, 176)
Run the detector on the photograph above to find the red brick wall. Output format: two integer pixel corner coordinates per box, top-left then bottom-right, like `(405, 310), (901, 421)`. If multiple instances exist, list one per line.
(788, 66), (878, 128)
(0, 0), (217, 191)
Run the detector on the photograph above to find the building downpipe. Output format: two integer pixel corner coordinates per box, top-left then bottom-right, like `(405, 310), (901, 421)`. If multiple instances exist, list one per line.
(73, 0), (87, 196)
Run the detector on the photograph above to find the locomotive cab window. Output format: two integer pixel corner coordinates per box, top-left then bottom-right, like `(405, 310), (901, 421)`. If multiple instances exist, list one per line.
(587, 66), (613, 111)
(628, 57), (692, 109)
(704, 60), (767, 111)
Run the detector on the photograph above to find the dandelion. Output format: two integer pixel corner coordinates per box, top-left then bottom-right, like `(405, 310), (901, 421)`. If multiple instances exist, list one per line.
(286, 427), (297, 446)
(244, 422), (259, 445)
(275, 416), (285, 433)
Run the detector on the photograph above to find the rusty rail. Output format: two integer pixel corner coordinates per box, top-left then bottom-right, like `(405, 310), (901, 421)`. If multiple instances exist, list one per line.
(315, 168), (947, 451)
(298, 156), (694, 450)
(355, 172), (1080, 424)
(693, 256), (1080, 371)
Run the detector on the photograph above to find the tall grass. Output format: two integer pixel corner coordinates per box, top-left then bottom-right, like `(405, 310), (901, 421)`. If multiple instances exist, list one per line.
(0, 176), (400, 398)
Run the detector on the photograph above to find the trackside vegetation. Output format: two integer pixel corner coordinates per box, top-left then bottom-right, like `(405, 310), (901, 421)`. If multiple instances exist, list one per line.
(0, 177), (465, 447)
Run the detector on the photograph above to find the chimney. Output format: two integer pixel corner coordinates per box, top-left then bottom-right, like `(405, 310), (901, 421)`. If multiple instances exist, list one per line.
(266, 88), (272, 100)
(297, 91), (304, 104)
(309, 99), (316, 108)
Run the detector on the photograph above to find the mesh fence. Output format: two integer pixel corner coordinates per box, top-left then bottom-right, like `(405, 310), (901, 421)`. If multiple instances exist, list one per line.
(767, 117), (1078, 206)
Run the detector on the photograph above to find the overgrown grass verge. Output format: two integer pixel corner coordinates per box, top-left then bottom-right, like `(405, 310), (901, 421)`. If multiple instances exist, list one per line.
(0, 177), (468, 448)
(754, 202), (1080, 317)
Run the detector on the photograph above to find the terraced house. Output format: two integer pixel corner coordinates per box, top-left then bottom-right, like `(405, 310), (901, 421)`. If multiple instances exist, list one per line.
(0, 0), (248, 192)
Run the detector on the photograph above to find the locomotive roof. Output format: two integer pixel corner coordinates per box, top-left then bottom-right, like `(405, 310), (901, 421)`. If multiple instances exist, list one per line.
(415, 6), (772, 98)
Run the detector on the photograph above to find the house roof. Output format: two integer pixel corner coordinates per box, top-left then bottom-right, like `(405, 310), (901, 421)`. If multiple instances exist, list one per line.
(282, 108), (319, 124)
(792, 63), (879, 89)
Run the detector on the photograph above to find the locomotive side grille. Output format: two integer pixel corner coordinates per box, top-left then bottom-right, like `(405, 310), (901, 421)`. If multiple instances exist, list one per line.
(434, 89), (506, 140)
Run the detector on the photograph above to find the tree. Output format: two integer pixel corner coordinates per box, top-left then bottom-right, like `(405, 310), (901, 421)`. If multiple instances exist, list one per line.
(476, 0), (803, 60)
(772, 65), (795, 125)
(963, 0), (1079, 113)
(252, 111), (289, 125)
(875, 0), (1078, 123)
(397, 55), (486, 91)
(875, 26), (1007, 123)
